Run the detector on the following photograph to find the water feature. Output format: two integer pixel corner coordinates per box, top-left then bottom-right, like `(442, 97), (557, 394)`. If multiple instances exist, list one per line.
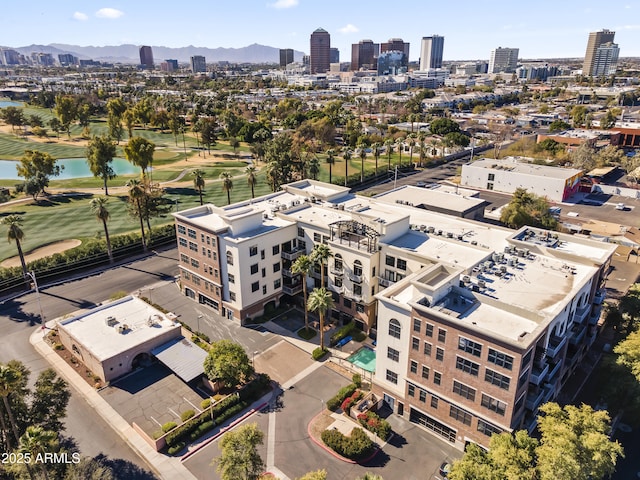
(0, 158), (139, 180)
(0, 101), (23, 108)
(346, 346), (376, 373)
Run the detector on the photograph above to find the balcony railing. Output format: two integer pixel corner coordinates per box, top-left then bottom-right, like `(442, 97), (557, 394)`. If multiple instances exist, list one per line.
(547, 361), (562, 382)
(545, 335), (566, 359)
(525, 388), (545, 411)
(282, 268), (298, 278)
(349, 272), (363, 283)
(569, 323), (587, 346)
(281, 247), (304, 261)
(594, 291), (605, 305)
(330, 266), (344, 276)
(343, 290), (363, 303)
(282, 284), (303, 295)
(378, 276), (393, 288)
(574, 304), (591, 323)
(529, 362), (549, 386)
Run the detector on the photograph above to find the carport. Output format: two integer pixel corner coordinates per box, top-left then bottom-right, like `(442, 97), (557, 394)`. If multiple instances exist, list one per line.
(151, 336), (208, 383)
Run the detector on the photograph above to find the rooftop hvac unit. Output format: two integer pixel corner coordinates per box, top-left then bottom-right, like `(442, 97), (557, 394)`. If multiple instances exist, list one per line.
(117, 325), (126, 334)
(457, 235), (464, 241)
(504, 246), (511, 253)
(478, 280), (486, 288)
(437, 230), (443, 236)
(446, 232), (453, 238)
(471, 240), (478, 246)
(338, 205), (345, 210)
(500, 265), (507, 273)
(462, 275), (470, 283)
(523, 248), (530, 257)
(105, 316), (118, 327)
(419, 225), (426, 232)
(508, 258), (516, 266)
(517, 249), (525, 257)
(492, 253), (500, 262)
(427, 226), (435, 233)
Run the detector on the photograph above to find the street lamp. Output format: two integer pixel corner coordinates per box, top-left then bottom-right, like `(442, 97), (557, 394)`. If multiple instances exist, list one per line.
(26, 271), (45, 329)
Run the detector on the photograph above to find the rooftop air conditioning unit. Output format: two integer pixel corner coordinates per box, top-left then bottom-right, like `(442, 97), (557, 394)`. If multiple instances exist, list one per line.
(471, 240), (478, 246)
(427, 226), (435, 233)
(478, 280), (486, 288)
(105, 316), (118, 327)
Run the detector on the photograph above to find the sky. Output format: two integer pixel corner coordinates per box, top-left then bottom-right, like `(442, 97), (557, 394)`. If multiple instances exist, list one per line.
(2, 0), (640, 61)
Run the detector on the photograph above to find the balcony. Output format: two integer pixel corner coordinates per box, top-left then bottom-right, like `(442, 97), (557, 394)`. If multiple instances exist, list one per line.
(282, 268), (298, 278)
(547, 360), (562, 382)
(330, 266), (344, 276)
(529, 362), (549, 386)
(378, 276), (394, 288)
(569, 323), (587, 346)
(281, 247), (304, 261)
(545, 335), (566, 359)
(525, 387), (545, 411)
(282, 284), (303, 295)
(542, 384), (555, 404)
(574, 304), (591, 323)
(349, 272), (363, 283)
(594, 291), (605, 305)
(344, 289), (363, 303)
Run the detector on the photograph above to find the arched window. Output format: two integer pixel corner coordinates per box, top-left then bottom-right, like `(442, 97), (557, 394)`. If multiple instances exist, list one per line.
(334, 254), (343, 270)
(389, 318), (401, 339)
(353, 259), (363, 276)
(226, 251), (234, 266)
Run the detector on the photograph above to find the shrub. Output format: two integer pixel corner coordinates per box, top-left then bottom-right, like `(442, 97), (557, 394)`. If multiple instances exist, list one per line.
(53, 343), (64, 350)
(352, 373), (362, 388)
(330, 321), (355, 347)
(181, 409), (195, 422)
(109, 290), (128, 301)
(357, 411), (392, 441)
(162, 422), (177, 433)
(320, 427), (374, 460)
(312, 347), (329, 361)
(327, 383), (357, 412)
(353, 330), (367, 342)
(341, 391), (363, 415)
(201, 398), (211, 409)
(167, 441), (186, 456)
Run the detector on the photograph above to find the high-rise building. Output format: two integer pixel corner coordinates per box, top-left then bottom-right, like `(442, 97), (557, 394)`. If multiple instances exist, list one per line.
(351, 39), (379, 71)
(381, 38), (410, 58)
(592, 42), (620, 77)
(58, 53), (78, 66)
(488, 47), (519, 73)
(190, 55), (206, 73)
(420, 35), (444, 70)
(310, 28), (330, 74)
(139, 46), (154, 70)
(377, 51), (407, 75)
(279, 49), (294, 67)
(0, 49), (21, 65)
(330, 48), (340, 64)
(583, 29), (615, 76)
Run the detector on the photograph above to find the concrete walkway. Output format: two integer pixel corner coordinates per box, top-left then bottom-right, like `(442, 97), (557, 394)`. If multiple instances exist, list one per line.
(30, 323), (197, 480)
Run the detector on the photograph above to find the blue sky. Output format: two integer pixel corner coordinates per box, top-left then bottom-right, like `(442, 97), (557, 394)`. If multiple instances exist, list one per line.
(3, 0), (640, 60)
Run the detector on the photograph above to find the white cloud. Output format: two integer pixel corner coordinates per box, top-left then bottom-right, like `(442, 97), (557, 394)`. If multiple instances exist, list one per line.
(618, 24), (640, 30)
(95, 8), (124, 19)
(73, 11), (88, 21)
(269, 0), (299, 9)
(338, 23), (359, 34)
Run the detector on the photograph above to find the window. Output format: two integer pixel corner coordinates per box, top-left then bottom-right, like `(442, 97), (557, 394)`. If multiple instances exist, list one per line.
(343, 298), (352, 308)
(262, 285), (267, 295)
(187, 228), (197, 239)
(334, 255), (343, 271)
(211, 238), (216, 247)
(410, 360), (418, 374)
(522, 349), (533, 367)
(485, 369), (511, 390)
(477, 419), (502, 437)
(272, 262), (281, 273)
(249, 245), (258, 256)
(413, 318), (421, 332)
(385, 255), (395, 267)
(251, 282), (260, 292)
(297, 227), (304, 237)
(226, 252), (234, 265)
(353, 260), (363, 276)
(356, 304), (364, 313)
(261, 250), (265, 260)
(514, 393), (525, 413)
(431, 395), (439, 408)
(298, 240), (306, 250)
(412, 337), (420, 351)
(180, 254), (189, 263)
(456, 356), (480, 376)
(437, 328), (446, 342)
(434, 372), (441, 385)
(274, 279), (281, 289)
(177, 225), (186, 235)
(488, 348), (514, 370)
(229, 292), (236, 301)
(397, 258), (407, 271)
(453, 381), (476, 401)
(179, 237), (188, 247)
(488, 173), (495, 181)
(419, 390), (427, 403)
(250, 264), (259, 275)
(408, 384), (415, 397)
(386, 370), (398, 384)
(206, 236), (210, 245)
(335, 277), (343, 288)
(518, 369), (530, 389)
(322, 235), (329, 244)
(314, 232), (321, 242)
(190, 259), (199, 268)
(201, 233), (205, 242)
(425, 323), (434, 337)
(458, 337), (482, 357)
(387, 347), (400, 362)
(202, 246), (206, 255)
(422, 365), (430, 380)
(213, 252), (217, 261)
(389, 319), (401, 339)
(353, 284), (362, 295)
(189, 242), (198, 252)
(262, 268), (266, 278)
(481, 394), (506, 416)
(487, 182), (494, 190)
(449, 405), (472, 426)
(424, 342), (432, 356)
(436, 347), (444, 362)
(272, 245), (280, 255)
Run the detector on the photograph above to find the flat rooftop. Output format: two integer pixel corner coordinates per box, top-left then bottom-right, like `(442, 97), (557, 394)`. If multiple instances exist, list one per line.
(468, 157), (582, 180)
(374, 185), (486, 213)
(58, 296), (181, 361)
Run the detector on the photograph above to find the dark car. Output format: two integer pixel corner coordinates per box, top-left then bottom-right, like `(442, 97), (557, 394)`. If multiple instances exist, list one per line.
(439, 461), (451, 478)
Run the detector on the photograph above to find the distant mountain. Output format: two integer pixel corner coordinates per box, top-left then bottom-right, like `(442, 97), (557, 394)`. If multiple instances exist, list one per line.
(11, 43), (305, 64)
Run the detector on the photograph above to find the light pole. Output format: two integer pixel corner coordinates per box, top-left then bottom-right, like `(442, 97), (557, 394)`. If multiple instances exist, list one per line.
(197, 314), (203, 333)
(26, 271), (45, 330)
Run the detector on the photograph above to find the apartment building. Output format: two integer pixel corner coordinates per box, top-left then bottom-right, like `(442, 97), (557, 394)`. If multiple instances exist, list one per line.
(583, 29), (615, 76)
(174, 180), (614, 450)
(489, 47), (519, 74)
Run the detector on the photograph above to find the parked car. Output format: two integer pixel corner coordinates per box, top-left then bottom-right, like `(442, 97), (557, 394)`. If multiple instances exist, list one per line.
(439, 461), (451, 478)
(615, 203), (626, 211)
(416, 181), (426, 187)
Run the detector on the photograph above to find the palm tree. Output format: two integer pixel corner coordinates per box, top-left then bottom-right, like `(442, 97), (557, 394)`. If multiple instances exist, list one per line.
(220, 171), (234, 205)
(0, 363), (23, 450)
(192, 169), (206, 205)
(2, 215), (27, 278)
(396, 137), (405, 168)
(265, 161), (278, 192)
(245, 166), (258, 199)
(308, 156), (320, 181)
(90, 197), (113, 263)
(357, 144), (367, 184)
(384, 139), (394, 172)
(342, 148), (352, 187)
(326, 149), (335, 184)
(372, 142), (381, 177)
(19, 426), (57, 480)
(407, 134), (416, 167)
(310, 243), (332, 288)
(291, 255), (313, 334)
(126, 179), (147, 252)
(307, 287), (333, 351)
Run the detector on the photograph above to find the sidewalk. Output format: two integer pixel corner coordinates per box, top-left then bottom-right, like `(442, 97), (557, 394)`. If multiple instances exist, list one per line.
(30, 322), (197, 480)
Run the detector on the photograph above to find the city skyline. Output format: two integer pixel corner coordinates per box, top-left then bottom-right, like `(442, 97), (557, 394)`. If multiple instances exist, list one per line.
(2, 0), (640, 61)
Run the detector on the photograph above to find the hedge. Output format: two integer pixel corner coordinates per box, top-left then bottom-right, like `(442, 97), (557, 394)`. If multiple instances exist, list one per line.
(326, 383), (357, 412)
(320, 427), (374, 460)
(329, 322), (356, 347)
(357, 411), (392, 441)
(312, 347), (328, 361)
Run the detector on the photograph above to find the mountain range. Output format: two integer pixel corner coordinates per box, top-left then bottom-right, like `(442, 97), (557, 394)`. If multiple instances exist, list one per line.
(7, 43), (305, 64)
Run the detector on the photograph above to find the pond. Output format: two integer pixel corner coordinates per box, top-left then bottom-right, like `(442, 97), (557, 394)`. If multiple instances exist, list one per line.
(0, 158), (140, 180)
(0, 101), (23, 108)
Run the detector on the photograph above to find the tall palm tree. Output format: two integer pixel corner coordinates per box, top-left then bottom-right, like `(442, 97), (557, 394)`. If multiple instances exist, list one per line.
(2, 215), (27, 278)
(0, 363), (23, 450)
(372, 142), (381, 177)
(307, 287), (333, 351)
(357, 144), (367, 184)
(342, 148), (352, 187)
(396, 137), (405, 168)
(308, 156), (320, 181)
(192, 169), (206, 205)
(245, 166), (258, 199)
(326, 149), (335, 184)
(311, 243), (332, 288)
(291, 255), (313, 334)
(220, 171), (234, 205)
(384, 139), (394, 172)
(19, 426), (57, 480)
(126, 179), (147, 252)
(90, 197), (113, 263)
(407, 134), (416, 167)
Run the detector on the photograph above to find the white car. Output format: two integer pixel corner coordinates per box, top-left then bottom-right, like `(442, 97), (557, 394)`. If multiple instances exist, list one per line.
(615, 203), (626, 211)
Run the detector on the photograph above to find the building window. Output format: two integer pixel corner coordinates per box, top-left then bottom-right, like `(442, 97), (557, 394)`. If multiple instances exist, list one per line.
(273, 262), (281, 273)
(387, 347), (400, 362)
(431, 395), (439, 409)
(485, 369), (511, 390)
(226, 252), (234, 265)
(179, 237), (188, 248)
(190, 259), (199, 268)
(353, 284), (362, 296)
(437, 328), (446, 343)
(177, 225), (186, 235)
(202, 246), (206, 256)
(458, 337), (482, 357)
(413, 318), (421, 332)
(397, 259), (407, 271)
(272, 244), (280, 255)
(250, 264), (259, 275)
(356, 303), (364, 313)
(410, 360), (418, 374)
(335, 277), (343, 288)
(187, 228), (197, 239)
(206, 236), (210, 245)
(322, 235), (329, 244)
(477, 419), (502, 437)
(213, 252), (217, 261)
(262, 267), (266, 278)
(424, 342), (432, 356)
(211, 238), (216, 247)
(408, 384), (415, 397)
(263, 285), (267, 295)
(386, 370), (398, 384)
(436, 347), (444, 362)
(449, 405), (472, 426)
(344, 298), (352, 308)
(334, 255), (343, 271)
(201, 233), (205, 242)
(456, 356), (480, 376)
(228, 274), (235, 284)
(385, 255), (395, 267)
(249, 245), (258, 256)
(314, 232), (321, 242)
(298, 227), (304, 237)
(425, 323), (434, 337)
(180, 254), (189, 263)
(251, 282), (260, 292)
(522, 349), (533, 367)
(453, 380), (476, 401)
(518, 369), (530, 389)
(419, 390), (427, 403)
(487, 182), (494, 190)
(433, 371), (441, 385)
(389, 318), (401, 339)
(189, 242), (198, 252)
(229, 291), (236, 301)
(488, 348), (514, 370)
(412, 337), (420, 351)
(274, 279), (281, 289)
(422, 365), (430, 380)
(353, 260), (363, 276)
(481, 394), (506, 416)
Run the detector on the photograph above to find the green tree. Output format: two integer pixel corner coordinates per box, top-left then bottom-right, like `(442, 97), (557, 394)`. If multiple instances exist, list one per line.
(220, 171), (234, 205)
(297, 470), (327, 480)
(396, 137), (405, 167)
(126, 179), (148, 251)
(600, 109), (617, 129)
(308, 156), (320, 181)
(90, 197), (113, 263)
(122, 109), (136, 139)
(245, 166), (258, 199)
(0, 106), (25, 133)
(570, 105), (588, 127)
(310, 243), (332, 288)
(569, 142), (597, 172)
(326, 149), (335, 184)
(229, 137), (240, 158)
(215, 423), (264, 480)
(2, 215), (28, 277)
(372, 142), (382, 176)
(342, 148), (352, 187)
(307, 287), (333, 351)
(63, 456), (115, 480)
(133, 98), (153, 128)
(291, 255), (313, 334)
(384, 139), (394, 171)
(596, 145), (625, 167)
(86, 135), (116, 195)
(357, 144), (367, 183)
(203, 340), (254, 388)
(500, 188), (557, 230)
(445, 131), (470, 149)
(548, 120), (571, 133)
(124, 137), (155, 178)
(19, 426), (57, 480)
(54, 95), (77, 138)
(200, 118), (218, 155)
(430, 117), (460, 135)
(0, 363), (24, 450)
(355, 474), (384, 480)
(107, 114), (124, 144)
(192, 169), (206, 206)
(17, 150), (63, 200)
(48, 118), (63, 139)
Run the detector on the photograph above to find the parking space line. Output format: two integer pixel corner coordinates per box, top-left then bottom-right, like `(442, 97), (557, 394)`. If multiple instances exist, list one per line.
(168, 407), (181, 420)
(184, 396), (201, 413)
(150, 415), (162, 427)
